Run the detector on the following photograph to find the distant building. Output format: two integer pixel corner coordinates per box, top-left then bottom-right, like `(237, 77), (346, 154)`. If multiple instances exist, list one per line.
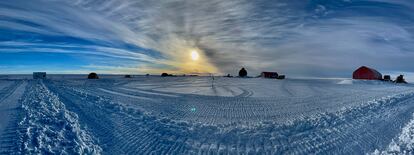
(261, 72), (279, 78)
(161, 73), (174, 77)
(33, 72), (46, 79)
(352, 66), (382, 80)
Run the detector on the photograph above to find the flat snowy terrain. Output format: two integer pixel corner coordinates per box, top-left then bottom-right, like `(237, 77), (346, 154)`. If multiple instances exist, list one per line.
(1, 75), (414, 154)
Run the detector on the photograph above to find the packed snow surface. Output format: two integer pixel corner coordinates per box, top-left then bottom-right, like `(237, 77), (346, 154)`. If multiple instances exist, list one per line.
(1, 75), (414, 154)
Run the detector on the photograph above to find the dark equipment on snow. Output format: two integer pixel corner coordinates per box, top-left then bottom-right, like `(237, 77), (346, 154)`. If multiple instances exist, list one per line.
(88, 73), (99, 79)
(395, 75), (407, 83)
(277, 75), (286, 79)
(239, 68), (247, 77)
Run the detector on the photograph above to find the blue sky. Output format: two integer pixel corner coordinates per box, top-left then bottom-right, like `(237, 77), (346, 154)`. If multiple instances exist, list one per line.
(1, 0), (414, 77)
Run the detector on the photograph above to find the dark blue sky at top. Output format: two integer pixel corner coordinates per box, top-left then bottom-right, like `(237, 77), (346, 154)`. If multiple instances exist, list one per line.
(1, 0), (414, 77)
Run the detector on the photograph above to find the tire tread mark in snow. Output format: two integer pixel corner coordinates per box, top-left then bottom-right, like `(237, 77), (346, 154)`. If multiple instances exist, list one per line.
(0, 81), (24, 154)
(0, 80), (21, 103)
(235, 87), (253, 98)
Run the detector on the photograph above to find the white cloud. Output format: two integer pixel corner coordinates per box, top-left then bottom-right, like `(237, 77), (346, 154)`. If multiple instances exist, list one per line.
(1, 0), (414, 76)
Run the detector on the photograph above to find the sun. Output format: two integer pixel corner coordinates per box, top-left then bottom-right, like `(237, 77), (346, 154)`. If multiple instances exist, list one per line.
(190, 50), (199, 61)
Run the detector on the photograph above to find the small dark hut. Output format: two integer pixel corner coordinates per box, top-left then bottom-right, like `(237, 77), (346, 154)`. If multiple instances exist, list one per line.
(261, 72), (278, 78)
(33, 72), (47, 79)
(88, 72), (99, 79)
(239, 68), (247, 77)
(224, 74), (233, 78)
(277, 75), (286, 79)
(383, 75), (391, 81)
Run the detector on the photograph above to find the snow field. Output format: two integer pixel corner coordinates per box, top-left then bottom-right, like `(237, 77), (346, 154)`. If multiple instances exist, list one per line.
(1, 77), (414, 154)
(105, 78), (414, 126)
(43, 77), (414, 154)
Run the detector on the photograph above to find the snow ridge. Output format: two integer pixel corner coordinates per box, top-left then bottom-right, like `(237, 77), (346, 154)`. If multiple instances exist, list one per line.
(17, 81), (102, 154)
(374, 113), (414, 155)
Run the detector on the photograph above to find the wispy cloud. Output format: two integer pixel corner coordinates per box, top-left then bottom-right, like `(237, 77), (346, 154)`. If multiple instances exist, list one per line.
(1, 0), (414, 76)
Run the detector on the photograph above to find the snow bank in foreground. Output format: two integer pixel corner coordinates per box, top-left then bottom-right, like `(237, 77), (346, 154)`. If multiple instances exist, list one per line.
(17, 81), (102, 154)
(373, 113), (414, 155)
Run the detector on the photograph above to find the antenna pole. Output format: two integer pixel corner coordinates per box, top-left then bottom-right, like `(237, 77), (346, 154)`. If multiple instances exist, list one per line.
(211, 73), (215, 88)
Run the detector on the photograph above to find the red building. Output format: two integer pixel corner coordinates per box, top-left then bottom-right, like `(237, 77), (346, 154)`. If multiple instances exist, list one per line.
(352, 66), (382, 80)
(261, 72), (279, 78)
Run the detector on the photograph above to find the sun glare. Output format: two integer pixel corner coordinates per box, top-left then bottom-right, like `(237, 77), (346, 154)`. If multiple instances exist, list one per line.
(191, 50), (199, 61)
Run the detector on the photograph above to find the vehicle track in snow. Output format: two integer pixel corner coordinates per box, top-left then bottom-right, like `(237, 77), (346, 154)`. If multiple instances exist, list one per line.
(0, 80), (25, 154)
(374, 113), (414, 154)
(46, 81), (196, 154)
(0, 80), (22, 103)
(92, 84), (411, 126)
(1, 80), (102, 154)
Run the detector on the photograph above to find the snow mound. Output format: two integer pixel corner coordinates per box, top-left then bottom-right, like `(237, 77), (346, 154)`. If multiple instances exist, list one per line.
(337, 79), (396, 85)
(350, 80), (393, 85)
(337, 79), (353, 84)
(17, 81), (102, 154)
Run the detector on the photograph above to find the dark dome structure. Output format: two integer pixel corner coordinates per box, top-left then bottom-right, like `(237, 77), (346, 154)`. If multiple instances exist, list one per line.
(239, 68), (247, 77)
(88, 72), (99, 79)
(161, 73), (172, 77)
